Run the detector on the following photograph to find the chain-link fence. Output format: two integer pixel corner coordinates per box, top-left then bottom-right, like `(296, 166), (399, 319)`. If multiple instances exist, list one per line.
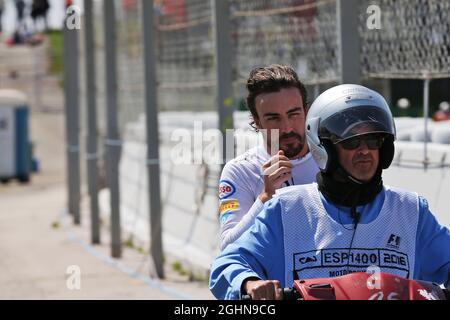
(359, 0), (450, 80)
(156, 0), (215, 111)
(72, 0), (450, 277)
(230, 0), (339, 88)
(116, 0), (145, 129)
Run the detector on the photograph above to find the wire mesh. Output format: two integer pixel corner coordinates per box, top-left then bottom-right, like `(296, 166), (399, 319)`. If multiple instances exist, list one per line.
(229, 0), (339, 87)
(359, 0), (450, 79)
(116, 0), (145, 132)
(155, 0), (215, 111)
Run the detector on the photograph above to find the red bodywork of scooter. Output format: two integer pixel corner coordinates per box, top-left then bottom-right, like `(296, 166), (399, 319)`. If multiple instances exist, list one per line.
(291, 272), (447, 300)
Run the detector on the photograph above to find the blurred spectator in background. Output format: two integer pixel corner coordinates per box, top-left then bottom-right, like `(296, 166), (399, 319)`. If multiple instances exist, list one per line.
(31, 0), (50, 32)
(433, 102), (450, 122)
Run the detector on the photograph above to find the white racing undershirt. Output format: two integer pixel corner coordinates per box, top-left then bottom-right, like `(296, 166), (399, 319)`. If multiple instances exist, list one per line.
(218, 145), (319, 250)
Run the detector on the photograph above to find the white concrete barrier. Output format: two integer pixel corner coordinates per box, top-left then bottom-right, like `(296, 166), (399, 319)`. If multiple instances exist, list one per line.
(386, 141), (450, 228)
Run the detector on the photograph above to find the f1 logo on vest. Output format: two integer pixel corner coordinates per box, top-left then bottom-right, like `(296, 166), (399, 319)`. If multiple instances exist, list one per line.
(386, 234), (401, 249)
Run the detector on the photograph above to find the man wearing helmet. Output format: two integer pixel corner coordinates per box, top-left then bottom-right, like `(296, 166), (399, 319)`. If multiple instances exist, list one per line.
(209, 84), (450, 300)
(218, 64), (319, 251)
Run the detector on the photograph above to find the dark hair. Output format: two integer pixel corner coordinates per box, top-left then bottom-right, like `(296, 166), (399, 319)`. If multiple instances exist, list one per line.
(246, 64), (308, 128)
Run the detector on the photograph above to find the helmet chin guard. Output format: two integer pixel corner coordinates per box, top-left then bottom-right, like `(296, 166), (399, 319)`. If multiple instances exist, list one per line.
(306, 116), (328, 170)
(306, 84), (396, 173)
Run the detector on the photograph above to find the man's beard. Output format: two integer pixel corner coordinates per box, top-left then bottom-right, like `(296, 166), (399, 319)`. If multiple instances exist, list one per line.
(279, 132), (305, 158)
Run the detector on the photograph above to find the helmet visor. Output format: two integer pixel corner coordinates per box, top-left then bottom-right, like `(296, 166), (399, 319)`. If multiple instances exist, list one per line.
(319, 105), (395, 143)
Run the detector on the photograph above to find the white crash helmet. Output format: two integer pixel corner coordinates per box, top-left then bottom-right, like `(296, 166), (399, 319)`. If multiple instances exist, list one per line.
(306, 84), (396, 172)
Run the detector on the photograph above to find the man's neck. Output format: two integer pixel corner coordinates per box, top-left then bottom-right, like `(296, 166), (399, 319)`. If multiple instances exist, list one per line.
(292, 146), (309, 160)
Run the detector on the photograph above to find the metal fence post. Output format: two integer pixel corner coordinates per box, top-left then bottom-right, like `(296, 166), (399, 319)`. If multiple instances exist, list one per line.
(337, 0), (360, 84)
(84, 0), (100, 244)
(63, 11), (81, 225)
(423, 78), (430, 169)
(211, 0), (234, 164)
(141, 0), (164, 279)
(104, 0), (121, 258)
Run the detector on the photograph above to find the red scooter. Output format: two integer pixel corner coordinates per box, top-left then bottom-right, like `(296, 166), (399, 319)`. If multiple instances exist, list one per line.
(243, 272), (449, 300)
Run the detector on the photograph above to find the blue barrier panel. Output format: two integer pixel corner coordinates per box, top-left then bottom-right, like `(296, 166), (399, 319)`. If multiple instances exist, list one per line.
(0, 106), (15, 179)
(15, 106), (30, 182)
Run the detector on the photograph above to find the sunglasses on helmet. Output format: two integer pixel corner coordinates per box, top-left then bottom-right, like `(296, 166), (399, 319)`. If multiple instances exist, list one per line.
(335, 134), (386, 150)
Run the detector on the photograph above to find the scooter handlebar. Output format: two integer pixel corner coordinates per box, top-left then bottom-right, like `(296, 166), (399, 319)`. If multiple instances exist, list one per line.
(242, 287), (450, 300)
